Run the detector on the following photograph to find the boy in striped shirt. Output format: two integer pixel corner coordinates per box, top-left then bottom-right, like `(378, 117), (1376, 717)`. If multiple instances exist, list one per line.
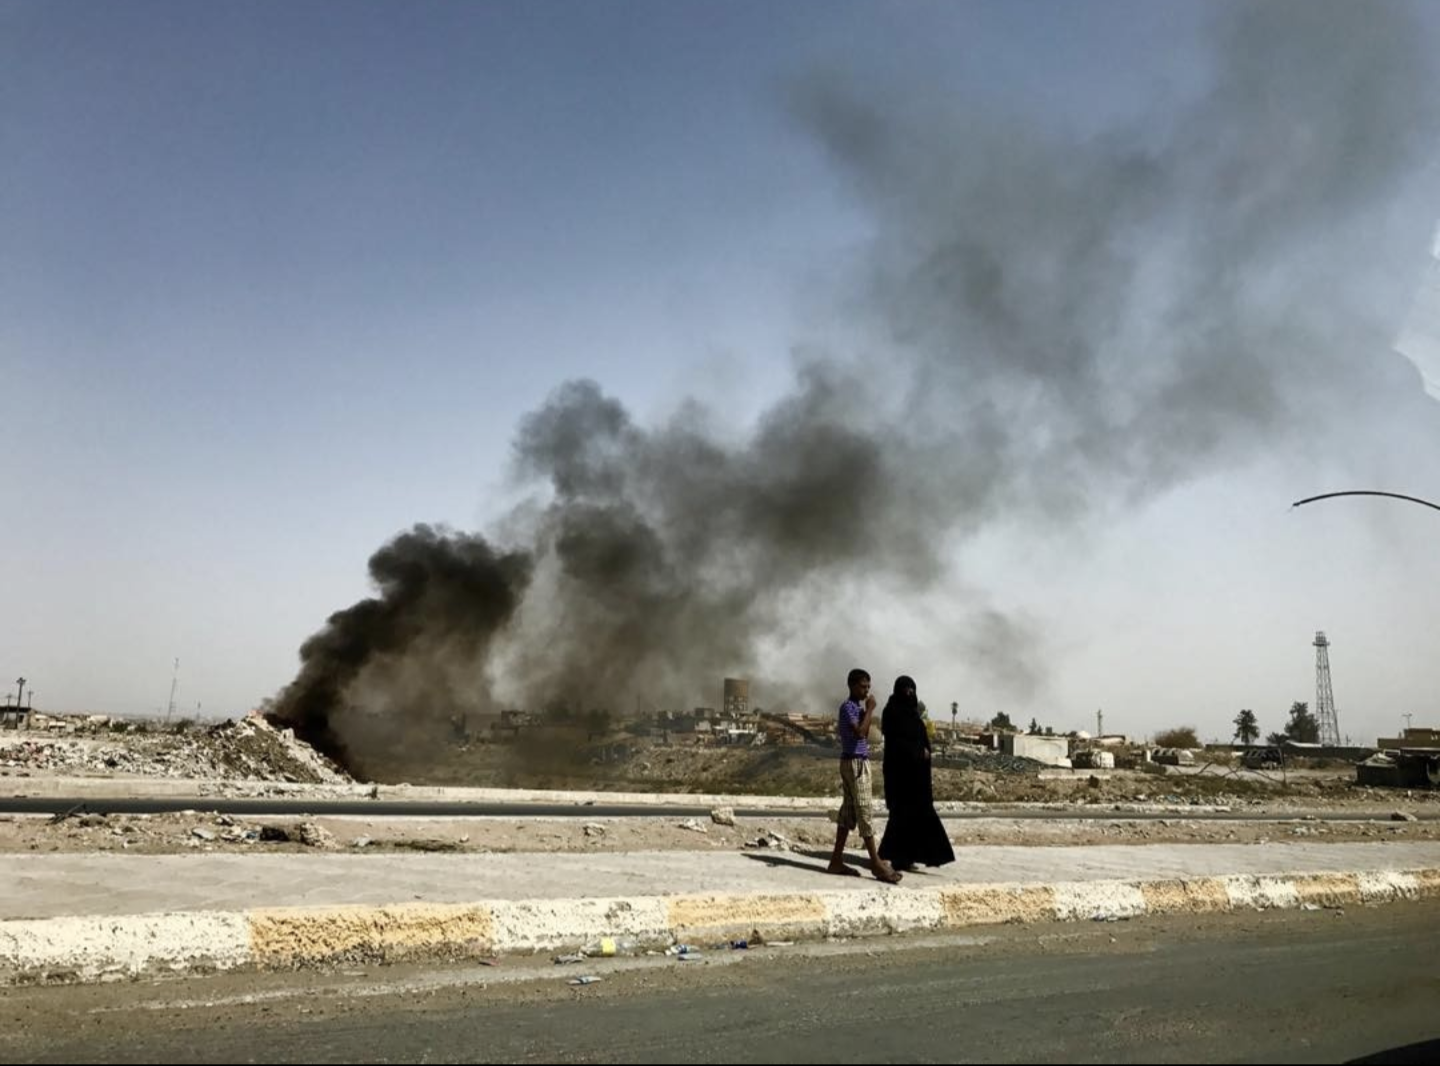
(827, 667), (901, 883)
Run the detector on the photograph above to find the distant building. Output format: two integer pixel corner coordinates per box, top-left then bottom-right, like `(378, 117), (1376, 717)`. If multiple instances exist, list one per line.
(1378, 727), (1440, 750)
(723, 678), (750, 718)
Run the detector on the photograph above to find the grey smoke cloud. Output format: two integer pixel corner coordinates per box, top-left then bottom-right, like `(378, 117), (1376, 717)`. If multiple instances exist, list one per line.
(273, 2), (1439, 774)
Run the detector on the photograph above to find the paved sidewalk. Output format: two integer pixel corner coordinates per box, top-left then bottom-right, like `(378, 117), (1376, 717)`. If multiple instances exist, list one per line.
(5, 840), (1440, 919)
(3, 840), (1437, 984)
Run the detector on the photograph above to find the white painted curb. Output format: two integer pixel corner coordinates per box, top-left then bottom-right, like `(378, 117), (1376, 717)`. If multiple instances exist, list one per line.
(3, 866), (1435, 983)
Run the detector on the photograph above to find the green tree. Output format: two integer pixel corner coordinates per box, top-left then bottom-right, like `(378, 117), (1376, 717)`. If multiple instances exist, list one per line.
(1285, 701), (1319, 744)
(1233, 709), (1260, 746)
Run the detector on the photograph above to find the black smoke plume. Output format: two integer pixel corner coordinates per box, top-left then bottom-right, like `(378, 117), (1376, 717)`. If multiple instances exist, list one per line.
(273, 2), (1440, 776)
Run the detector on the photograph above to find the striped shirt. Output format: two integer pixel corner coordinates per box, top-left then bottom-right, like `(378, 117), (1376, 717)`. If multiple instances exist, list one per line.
(838, 698), (869, 759)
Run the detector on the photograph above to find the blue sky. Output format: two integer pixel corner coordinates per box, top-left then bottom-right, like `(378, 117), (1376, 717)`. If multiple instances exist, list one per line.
(5, 1), (1439, 744)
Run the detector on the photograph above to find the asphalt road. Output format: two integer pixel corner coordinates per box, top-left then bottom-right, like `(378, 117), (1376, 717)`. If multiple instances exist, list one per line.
(3, 901), (1437, 1063)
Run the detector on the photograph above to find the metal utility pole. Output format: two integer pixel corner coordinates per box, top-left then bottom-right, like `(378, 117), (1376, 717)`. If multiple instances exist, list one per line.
(166, 659), (179, 723)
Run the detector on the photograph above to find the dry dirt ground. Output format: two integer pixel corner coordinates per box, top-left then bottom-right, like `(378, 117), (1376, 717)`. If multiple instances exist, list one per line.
(4, 803), (1438, 857)
(360, 731), (1435, 806)
(3, 717), (1435, 856)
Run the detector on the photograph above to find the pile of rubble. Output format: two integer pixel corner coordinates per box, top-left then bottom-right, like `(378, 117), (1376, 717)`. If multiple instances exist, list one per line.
(0, 715), (350, 784)
(935, 747), (1046, 774)
(39, 810), (344, 851)
(213, 715), (350, 784)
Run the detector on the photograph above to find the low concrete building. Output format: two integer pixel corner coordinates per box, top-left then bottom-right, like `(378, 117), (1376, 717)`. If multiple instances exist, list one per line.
(1001, 734), (1071, 767)
(1378, 727), (1440, 750)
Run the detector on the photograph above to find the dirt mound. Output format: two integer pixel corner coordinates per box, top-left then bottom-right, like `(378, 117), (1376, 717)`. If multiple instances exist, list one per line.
(198, 716), (351, 784)
(0, 715), (350, 784)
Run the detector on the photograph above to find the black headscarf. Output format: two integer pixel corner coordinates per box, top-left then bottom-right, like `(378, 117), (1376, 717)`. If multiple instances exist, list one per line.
(887, 675), (918, 712)
(881, 675), (924, 746)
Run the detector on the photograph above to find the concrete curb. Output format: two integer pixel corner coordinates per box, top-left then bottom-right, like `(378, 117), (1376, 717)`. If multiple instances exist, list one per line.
(3, 866), (1436, 984)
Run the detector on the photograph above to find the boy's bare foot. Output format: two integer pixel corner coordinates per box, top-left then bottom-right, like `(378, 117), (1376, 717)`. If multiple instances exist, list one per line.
(872, 862), (903, 884)
(826, 862), (862, 877)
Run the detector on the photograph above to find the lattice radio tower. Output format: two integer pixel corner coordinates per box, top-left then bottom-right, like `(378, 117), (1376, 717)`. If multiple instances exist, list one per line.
(1313, 631), (1341, 746)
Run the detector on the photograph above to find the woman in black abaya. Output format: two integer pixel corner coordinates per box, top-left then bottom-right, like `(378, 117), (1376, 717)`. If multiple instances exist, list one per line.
(878, 675), (955, 870)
